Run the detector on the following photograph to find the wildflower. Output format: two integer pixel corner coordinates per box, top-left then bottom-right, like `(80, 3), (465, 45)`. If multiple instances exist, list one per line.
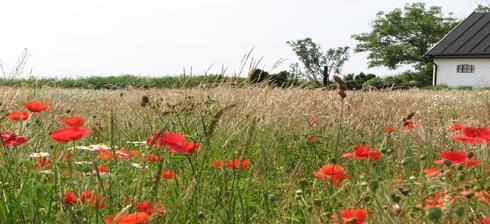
(212, 160), (225, 169)
(131, 163), (144, 169)
(384, 127), (396, 133)
(482, 218), (490, 224)
(1, 132), (28, 147)
(60, 116), (85, 127)
(29, 152), (49, 158)
(308, 117), (319, 126)
(425, 192), (456, 209)
(161, 170), (176, 179)
(51, 126), (90, 143)
(35, 158), (52, 169)
(434, 151), (480, 167)
(450, 123), (464, 132)
(403, 121), (415, 129)
(8, 111), (29, 121)
(135, 200), (166, 216)
(314, 164), (350, 187)
(147, 132), (200, 154)
(97, 149), (137, 160)
(451, 127), (490, 144)
(23, 101), (49, 112)
(104, 212), (150, 224)
(227, 159), (250, 170)
(81, 190), (105, 209)
(309, 136), (320, 143)
(64, 191), (77, 205)
(331, 209), (368, 224)
(146, 154), (160, 162)
(342, 144), (382, 161)
(97, 166), (109, 174)
(424, 167), (442, 178)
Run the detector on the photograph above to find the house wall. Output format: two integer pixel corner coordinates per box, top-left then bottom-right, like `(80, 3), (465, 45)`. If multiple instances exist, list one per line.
(434, 58), (490, 88)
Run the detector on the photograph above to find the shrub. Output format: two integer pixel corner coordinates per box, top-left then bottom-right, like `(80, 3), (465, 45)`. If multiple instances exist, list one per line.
(248, 69), (270, 84)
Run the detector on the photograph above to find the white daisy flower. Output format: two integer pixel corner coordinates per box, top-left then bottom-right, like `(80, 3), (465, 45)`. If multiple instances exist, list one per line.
(29, 152), (50, 158)
(74, 161), (93, 165)
(131, 163), (147, 169)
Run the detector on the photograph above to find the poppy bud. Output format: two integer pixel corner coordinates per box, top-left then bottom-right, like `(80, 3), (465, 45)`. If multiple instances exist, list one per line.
(361, 195), (371, 202)
(455, 164), (464, 171)
(369, 180), (379, 192)
(329, 158), (337, 164)
(443, 159), (452, 167)
(409, 176), (417, 181)
(401, 159), (409, 165)
(426, 207), (442, 221)
(360, 181), (368, 187)
(467, 152), (474, 158)
(464, 191), (475, 199)
(390, 193), (400, 203)
(454, 206), (464, 217)
(419, 154), (426, 160)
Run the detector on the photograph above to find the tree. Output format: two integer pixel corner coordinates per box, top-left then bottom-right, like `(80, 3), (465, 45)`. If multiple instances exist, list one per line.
(476, 1), (490, 12)
(352, 3), (459, 78)
(287, 38), (350, 87)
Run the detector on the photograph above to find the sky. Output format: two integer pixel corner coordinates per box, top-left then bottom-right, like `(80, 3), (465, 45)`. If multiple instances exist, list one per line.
(0, 0), (482, 78)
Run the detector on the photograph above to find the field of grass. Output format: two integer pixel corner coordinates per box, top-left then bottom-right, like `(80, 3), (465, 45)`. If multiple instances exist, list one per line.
(0, 86), (488, 223)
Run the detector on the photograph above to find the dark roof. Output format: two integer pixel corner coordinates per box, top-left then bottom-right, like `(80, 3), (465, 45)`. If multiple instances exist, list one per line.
(425, 12), (490, 57)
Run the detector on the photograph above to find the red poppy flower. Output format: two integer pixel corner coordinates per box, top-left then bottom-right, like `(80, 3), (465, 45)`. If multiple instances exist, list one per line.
(451, 127), (490, 144)
(161, 170), (176, 179)
(64, 191), (77, 205)
(314, 164), (350, 187)
(104, 212), (150, 224)
(146, 154), (160, 162)
(81, 190), (93, 204)
(403, 121), (415, 129)
(309, 136), (320, 143)
(97, 166), (109, 174)
(35, 158), (52, 169)
(60, 116), (85, 127)
(450, 123), (464, 132)
(384, 127), (396, 133)
(147, 132), (200, 154)
(332, 209), (368, 224)
(342, 144), (382, 161)
(51, 126), (90, 143)
(212, 160), (225, 169)
(1, 131), (28, 148)
(8, 111), (29, 121)
(482, 218), (490, 224)
(23, 101), (49, 112)
(434, 151), (480, 167)
(424, 167), (442, 178)
(135, 200), (166, 216)
(227, 159), (250, 170)
(308, 117), (319, 126)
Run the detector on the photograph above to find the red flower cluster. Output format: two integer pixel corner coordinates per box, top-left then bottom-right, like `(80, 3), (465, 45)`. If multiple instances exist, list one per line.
(147, 132), (200, 154)
(342, 144), (382, 161)
(64, 190), (106, 209)
(135, 200), (166, 216)
(1, 131), (28, 148)
(35, 158), (52, 169)
(434, 151), (480, 167)
(425, 192), (456, 209)
(451, 127), (490, 144)
(314, 164), (350, 187)
(97, 149), (138, 160)
(384, 127), (396, 133)
(212, 159), (250, 170)
(331, 209), (368, 224)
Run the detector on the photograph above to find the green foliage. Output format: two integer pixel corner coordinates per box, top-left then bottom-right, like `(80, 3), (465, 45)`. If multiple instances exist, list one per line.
(287, 38), (350, 86)
(0, 75), (247, 89)
(248, 69), (271, 84)
(352, 3), (459, 77)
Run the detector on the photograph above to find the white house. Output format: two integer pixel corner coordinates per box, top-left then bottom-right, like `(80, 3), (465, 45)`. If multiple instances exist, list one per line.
(425, 11), (490, 88)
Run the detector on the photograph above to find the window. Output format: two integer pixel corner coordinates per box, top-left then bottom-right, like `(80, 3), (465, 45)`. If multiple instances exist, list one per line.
(457, 64), (475, 73)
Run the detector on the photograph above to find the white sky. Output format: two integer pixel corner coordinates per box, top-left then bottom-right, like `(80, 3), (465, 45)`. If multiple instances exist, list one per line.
(0, 0), (480, 78)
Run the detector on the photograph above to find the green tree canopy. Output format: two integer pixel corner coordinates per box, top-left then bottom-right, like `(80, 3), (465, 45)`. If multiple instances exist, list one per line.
(287, 38), (349, 86)
(352, 3), (459, 74)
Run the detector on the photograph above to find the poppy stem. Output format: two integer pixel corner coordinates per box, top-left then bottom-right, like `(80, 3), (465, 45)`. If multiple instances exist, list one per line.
(332, 99), (345, 163)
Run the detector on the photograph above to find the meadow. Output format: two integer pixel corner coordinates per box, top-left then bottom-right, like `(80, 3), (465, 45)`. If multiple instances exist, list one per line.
(0, 86), (488, 223)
